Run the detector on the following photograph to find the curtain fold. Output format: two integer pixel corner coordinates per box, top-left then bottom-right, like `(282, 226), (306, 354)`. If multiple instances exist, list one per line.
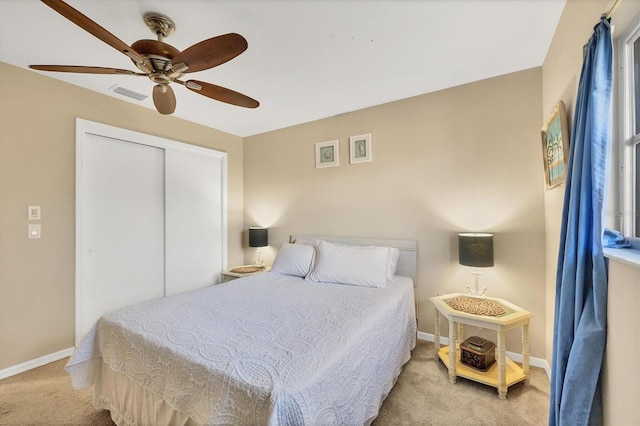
(549, 16), (613, 426)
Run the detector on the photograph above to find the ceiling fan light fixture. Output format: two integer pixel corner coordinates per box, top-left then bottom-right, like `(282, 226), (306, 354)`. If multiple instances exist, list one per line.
(171, 62), (188, 74)
(123, 50), (144, 64)
(185, 81), (202, 91)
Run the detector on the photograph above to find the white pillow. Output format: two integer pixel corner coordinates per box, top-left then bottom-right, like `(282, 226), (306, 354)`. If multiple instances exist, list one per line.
(271, 243), (316, 277)
(306, 240), (389, 288)
(293, 238), (319, 272)
(387, 247), (400, 280)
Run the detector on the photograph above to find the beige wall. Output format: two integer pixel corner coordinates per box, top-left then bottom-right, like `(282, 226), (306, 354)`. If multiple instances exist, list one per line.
(602, 259), (640, 425)
(244, 68), (547, 358)
(0, 62), (244, 369)
(541, 0), (639, 364)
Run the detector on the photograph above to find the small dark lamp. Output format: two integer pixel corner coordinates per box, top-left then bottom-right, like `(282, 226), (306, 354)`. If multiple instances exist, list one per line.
(249, 227), (268, 265)
(458, 233), (494, 296)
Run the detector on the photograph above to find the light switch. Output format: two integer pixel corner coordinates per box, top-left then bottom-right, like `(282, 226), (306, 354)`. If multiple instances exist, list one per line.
(28, 205), (41, 220)
(28, 224), (41, 239)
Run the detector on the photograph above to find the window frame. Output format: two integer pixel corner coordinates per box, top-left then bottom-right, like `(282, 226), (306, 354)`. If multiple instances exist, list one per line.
(618, 16), (640, 238)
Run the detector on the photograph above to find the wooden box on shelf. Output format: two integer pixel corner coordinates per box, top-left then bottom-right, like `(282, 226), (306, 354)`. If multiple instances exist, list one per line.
(460, 336), (496, 372)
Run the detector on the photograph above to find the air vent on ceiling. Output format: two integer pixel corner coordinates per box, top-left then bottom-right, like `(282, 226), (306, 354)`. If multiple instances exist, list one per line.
(111, 85), (148, 101)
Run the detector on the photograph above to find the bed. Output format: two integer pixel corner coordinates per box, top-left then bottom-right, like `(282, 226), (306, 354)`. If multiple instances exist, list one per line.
(66, 235), (417, 425)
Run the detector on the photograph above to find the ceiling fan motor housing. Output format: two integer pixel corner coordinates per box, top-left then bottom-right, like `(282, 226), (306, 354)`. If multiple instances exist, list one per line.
(130, 39), (184, 80)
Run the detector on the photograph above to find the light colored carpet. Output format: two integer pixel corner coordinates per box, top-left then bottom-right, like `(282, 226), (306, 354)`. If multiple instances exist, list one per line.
(372, 341), (549, 425)
(0, 340), (549, 425)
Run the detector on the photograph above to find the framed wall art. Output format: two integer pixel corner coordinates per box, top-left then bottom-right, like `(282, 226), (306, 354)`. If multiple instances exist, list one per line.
(349, 133), (372, 164)
(315, 140), (339, 168)
(541, 101), (570, 189)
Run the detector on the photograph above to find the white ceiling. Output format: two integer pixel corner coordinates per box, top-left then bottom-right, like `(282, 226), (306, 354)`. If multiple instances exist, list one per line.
(0, 0), (565, 137)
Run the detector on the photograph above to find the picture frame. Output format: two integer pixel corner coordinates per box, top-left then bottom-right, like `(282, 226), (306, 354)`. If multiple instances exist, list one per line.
(315, 140), (339, 168)
(349, 133), (372, 164)
(541, 101), (570, 189)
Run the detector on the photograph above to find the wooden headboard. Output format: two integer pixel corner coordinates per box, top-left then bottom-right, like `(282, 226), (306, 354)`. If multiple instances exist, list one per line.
(290, 235), (418, 285)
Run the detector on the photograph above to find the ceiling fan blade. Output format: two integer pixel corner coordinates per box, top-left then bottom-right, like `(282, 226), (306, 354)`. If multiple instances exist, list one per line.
(41, 0), (147, 67)
(172, 33), (248, 74)
(153, 84), (177, 115)
(181, 80), (259, 108)
(29, 65), (144, 75)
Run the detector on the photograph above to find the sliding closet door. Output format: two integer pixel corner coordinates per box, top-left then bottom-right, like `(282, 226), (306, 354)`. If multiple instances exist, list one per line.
(76, 119), (227, 343)
(165, 150), (224, 296)
(78, 134), (165, 341)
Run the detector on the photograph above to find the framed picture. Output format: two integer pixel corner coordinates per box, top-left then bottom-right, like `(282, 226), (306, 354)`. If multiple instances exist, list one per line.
(541, 101), (570, 189)
(349, 133), (372, 164)
(315, 140), (339, 168)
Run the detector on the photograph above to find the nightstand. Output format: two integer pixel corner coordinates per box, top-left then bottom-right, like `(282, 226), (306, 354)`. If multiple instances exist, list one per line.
(430, 293), (532, 399)
(221, 265), (271, 282)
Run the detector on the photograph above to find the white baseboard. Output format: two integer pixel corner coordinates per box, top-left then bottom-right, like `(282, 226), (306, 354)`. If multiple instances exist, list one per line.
(417, 331), (551, 379)
(0, 347), (75, 380)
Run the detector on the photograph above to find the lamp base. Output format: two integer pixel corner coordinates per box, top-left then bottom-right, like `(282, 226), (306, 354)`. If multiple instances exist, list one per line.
(466, 272), (487, 297)
(254, 248), (264, 266)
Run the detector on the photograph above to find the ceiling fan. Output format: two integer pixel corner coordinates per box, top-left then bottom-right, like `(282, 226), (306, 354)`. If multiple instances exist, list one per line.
(29, 0), (259, 114)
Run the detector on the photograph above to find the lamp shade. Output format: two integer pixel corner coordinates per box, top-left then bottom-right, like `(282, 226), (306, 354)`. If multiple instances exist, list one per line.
(249, 227), (268, 247)
(458, 233), (494, 267)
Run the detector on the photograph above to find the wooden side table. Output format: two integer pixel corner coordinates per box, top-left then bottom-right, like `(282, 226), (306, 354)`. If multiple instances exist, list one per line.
(430, 293), (532, 399)
(221, 265), (271, 282)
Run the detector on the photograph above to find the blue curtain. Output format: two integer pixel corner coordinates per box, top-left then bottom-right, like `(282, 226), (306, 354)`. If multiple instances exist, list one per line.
(549, 16), (613, 426)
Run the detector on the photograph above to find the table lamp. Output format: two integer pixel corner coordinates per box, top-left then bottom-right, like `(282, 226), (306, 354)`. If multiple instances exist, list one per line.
(249, 227), (268, 266)
(458, 233), (494, 297)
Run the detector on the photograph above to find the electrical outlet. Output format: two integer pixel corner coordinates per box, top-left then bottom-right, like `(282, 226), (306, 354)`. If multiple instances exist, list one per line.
(28, 224), (41, 239)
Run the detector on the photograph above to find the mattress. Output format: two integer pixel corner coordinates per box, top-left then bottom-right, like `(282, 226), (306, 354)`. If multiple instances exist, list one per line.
(66, 272), (416, 425)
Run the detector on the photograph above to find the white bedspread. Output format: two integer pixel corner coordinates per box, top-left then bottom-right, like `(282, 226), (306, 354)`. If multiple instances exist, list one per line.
(66, 273), (416, 425)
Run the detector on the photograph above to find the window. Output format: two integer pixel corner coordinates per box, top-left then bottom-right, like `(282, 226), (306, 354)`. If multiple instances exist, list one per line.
(619, 17), (640, 238)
